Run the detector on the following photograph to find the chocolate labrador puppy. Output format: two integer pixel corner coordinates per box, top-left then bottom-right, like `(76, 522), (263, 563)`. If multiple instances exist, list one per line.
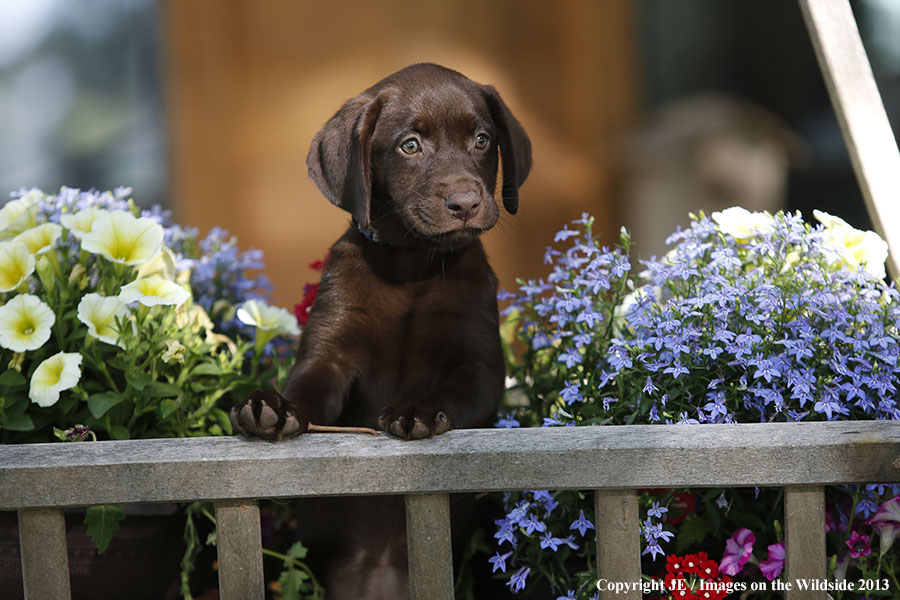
(230, 63), (531, 598)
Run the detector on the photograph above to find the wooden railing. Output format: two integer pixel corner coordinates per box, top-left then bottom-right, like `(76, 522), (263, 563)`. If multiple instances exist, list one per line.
(1, 421), (899, 599)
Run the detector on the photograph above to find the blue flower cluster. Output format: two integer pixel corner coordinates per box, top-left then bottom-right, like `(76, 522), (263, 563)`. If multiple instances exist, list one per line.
(168, 225), (273, 335)
(489, 490), (597, 596)
(494, 209), (900, 596)
(618, 211), (900, 425)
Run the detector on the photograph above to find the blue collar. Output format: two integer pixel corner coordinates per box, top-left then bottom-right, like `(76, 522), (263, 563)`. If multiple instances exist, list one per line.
(356, 221), (385, 245)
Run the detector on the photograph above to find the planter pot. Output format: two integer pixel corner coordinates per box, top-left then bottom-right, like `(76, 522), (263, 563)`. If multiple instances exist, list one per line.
(0, 505), (184, 600)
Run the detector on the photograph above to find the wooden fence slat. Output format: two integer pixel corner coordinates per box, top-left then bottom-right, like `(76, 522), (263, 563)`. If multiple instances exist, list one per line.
(18, 508), (72, 600)
(3, 422), (899, 509)
(594, 489), (641, 600)
(215, 499), (265, 600)
(784, 486), (827, 600)
(405, 493), (454, 600)
(799, 0), (900, 278)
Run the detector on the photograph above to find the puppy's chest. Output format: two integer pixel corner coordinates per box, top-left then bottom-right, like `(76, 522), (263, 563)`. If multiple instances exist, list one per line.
(367, 276), (482, 341)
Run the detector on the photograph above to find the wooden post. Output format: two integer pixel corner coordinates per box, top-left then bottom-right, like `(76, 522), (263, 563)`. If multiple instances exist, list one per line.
(215, 499), (265, 600)
(18, 509), (72, 600)
(594, 489), (641, 600)
(405, 493), (454, 600)
(799, 0), (900, 278)
(784, 487), (827, 600)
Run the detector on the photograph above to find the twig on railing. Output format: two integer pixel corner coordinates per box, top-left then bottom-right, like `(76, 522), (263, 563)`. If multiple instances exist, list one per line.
(307, 423), (380, 436)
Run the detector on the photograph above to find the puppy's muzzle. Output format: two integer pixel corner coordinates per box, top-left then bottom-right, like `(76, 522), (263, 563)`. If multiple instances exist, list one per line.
(445, 190), (481, 222)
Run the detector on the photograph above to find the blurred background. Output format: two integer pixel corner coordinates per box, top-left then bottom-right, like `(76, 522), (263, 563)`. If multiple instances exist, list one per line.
(1, 0), (898, 307)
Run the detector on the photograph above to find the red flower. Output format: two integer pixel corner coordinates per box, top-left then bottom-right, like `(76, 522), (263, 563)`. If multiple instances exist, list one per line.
(664, 573), (697, 600)
(682, 552), (707, 575)
(294, 282), (319, 326)
(293, 254), (329, 326)
(309, 255), (328, 271)
(663, 553), (732, 600)
(697, 558), (719, 579)
(666, 554), (686, 574)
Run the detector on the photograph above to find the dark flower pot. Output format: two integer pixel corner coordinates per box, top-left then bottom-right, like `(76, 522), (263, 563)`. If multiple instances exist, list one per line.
(0, 506), (184, 600)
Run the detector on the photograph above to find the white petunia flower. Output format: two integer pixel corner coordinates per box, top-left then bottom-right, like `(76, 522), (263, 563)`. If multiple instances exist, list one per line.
(29, 352), (82, 408)
(14, 223), (63, 255)
(60, 207), (109, 240)
(77, 293), (132, 348)
(161, 339), (186, 364)
(236, 299), (301, 336)
(711, 207), (775, 243)
(0, 294), (55, 352)
(813, 209), (889, 279)
(81, 210), (164, 266)
(0, 191), (41, 240)
(0, 241), (36, 292)
(119, 276), (191, 307)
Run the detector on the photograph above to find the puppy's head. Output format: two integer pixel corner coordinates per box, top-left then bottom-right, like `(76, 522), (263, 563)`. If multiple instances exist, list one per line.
(307, 63), (531, 250)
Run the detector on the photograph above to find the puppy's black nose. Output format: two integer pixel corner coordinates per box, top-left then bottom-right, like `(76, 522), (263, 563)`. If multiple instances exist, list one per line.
(445, 191), (481, 221)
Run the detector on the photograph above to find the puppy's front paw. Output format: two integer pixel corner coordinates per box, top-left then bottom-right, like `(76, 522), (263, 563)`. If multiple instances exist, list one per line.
(230, 389), (306, 441)
(377, 404), (452, 440)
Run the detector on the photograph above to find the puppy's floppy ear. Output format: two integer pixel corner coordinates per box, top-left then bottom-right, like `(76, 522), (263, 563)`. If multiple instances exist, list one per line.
(482, 85), (532, 215)
(307, 92), (387, 230)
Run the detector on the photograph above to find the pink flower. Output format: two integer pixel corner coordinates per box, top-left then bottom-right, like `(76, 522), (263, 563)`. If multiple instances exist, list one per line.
(846, 530), (872, 558)
(720, 528), (755, 575)
(868, 495), (900, 556)
(759, 541), (785, 580)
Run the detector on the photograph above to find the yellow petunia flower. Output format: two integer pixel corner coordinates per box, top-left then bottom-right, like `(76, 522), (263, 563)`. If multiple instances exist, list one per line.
(14, 223), (62, 255)
(711, 207), (775, 243)
(77, 293), (132, 348)
(0, 294), (55, 352)
(236, 299), (301, 336)
(0, 241), (36, 292)
(60, 207), (109, 240)
(81, 210), (164, 266)
(118, 276), (191, 308)
(29, 352), (82, 408)
(814, 210), (889, 280)
(0, 191), (41, 240)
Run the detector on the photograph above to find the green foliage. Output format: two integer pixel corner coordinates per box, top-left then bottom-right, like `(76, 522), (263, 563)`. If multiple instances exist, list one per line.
(84, 504), (126, 554)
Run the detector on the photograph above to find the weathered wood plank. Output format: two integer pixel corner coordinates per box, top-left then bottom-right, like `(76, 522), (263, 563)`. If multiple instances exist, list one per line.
(1, 422), (898, 509)
(215, 500), (265, 600)
(18, 508), (72, 600)
(799, 0), (900, 278)
(784, 486), (827, 600)
(594, 489), (641, 600)
(405, 493), (454, 600)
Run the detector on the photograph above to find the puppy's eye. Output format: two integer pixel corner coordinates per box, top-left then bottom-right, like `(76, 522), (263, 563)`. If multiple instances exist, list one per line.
(474, 133), (489, 150)
(400, 138), (421, 155)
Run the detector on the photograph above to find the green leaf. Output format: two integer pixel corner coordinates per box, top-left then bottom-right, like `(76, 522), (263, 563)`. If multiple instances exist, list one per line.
(125, 372), (152, 391)
(84, 505), (126, 553)
(147, 381), (182, 398)
(285, 541), (309, 560)
(191, 363), (223, 377)
(1, 413), (35, 431)
(277, 567), (309, 600)
(88, 393), (124, 418)
(109, 425), (131, 440)
(159, 399), (178, 420)
(674, 513), (711, 555)
(0, 370), (26, 387)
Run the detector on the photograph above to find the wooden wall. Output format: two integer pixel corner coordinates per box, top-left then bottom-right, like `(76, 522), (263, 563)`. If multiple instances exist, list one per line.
(163, 0), (637, 307)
